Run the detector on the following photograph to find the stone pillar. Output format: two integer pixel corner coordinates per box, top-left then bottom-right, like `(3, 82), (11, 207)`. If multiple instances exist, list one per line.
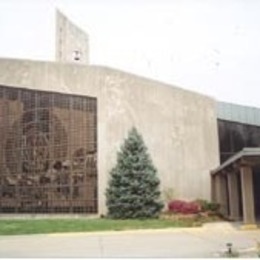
(215, 173), (228, 217)
(240, 165), (256, 226)
(227, 172), (240, 221)
(215, 174), (221, 205)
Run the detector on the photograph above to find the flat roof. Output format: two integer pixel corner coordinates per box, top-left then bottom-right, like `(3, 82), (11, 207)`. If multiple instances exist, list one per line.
(217, 101), (260, 127)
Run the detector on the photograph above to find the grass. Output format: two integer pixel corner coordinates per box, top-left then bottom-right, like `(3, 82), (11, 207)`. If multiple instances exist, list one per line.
(0, 217), (195, 236)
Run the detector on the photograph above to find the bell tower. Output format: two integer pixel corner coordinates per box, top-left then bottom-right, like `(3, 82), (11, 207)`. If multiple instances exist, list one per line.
(56, 10), (89, 64)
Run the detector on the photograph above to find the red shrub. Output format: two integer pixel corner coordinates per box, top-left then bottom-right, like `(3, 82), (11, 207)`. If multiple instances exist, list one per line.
(168, 200), (200, 214)
(168, 200), (187, 213)
(181, 201), (200, 214)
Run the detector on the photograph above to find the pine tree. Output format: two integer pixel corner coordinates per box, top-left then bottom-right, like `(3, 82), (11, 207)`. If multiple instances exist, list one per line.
(106, 127), (163, 219)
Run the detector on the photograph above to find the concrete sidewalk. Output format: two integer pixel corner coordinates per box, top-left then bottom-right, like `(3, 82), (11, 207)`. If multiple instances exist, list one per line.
(0, 222), (260, 258)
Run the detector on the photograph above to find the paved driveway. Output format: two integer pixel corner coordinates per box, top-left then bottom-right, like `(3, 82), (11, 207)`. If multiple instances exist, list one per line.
(0, 222), (260, 258)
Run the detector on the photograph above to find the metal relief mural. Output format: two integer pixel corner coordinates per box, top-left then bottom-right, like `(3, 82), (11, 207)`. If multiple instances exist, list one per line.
(0, 86), (97, 213)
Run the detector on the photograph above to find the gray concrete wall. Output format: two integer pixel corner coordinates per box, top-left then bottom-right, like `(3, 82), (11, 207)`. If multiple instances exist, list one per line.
(56, 10), (89, 64)
(0, 58), (220, 214)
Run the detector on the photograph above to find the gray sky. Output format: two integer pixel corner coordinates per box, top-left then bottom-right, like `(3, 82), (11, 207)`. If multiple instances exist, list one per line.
(0, 0), (260, 107)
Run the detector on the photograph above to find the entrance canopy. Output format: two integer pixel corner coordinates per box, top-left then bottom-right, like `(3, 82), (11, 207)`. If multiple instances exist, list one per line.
(211, 147), (260, 227)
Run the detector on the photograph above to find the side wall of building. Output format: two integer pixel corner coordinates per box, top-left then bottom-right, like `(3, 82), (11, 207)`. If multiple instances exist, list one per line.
(0, 58), (220, 214)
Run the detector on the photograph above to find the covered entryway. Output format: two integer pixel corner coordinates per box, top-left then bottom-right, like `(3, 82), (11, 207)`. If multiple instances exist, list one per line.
(211, 147), (260, 227)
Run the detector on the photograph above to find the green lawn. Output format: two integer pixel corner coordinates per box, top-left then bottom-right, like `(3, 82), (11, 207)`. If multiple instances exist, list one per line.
(0, 218), (195, 235)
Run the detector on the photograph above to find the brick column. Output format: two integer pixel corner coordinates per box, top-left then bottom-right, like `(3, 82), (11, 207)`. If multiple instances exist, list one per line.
(227, 172), (240, 221)
(240, 165), (256, 226)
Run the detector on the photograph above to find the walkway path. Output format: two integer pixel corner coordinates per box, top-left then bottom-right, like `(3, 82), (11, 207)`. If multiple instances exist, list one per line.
(0, 222), (260, 258)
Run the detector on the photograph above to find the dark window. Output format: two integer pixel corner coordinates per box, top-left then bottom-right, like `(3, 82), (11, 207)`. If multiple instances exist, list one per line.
(218, 119), (260, 163)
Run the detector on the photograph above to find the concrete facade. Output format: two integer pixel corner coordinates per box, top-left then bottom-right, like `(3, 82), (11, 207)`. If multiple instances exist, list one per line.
(0, 58), (220, 214)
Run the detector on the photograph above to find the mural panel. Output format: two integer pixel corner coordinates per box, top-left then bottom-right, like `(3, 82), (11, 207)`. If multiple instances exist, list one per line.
(0, 86), (97, 213)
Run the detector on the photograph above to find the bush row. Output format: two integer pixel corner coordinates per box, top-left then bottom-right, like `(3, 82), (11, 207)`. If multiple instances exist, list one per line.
(168, 199), (219, 215)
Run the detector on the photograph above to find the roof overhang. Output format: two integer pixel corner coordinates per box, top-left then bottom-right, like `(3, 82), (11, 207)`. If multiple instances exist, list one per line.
(211, 147), (260, 176)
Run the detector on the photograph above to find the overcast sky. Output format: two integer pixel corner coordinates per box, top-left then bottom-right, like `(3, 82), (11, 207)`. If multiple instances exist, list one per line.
(0, 0), (260, 107)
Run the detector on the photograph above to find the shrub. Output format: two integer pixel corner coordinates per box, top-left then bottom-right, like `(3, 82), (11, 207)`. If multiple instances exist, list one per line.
(182, 201), (201, 214)
(168, 200), (186, 213)
(168, 200), (200, 214)
(162, 187), (176, 203)
(194, 199), (208, 211)
(206, 202), (220, 212)
(106, 127), (164, 219)
(195, 199), (220, 212)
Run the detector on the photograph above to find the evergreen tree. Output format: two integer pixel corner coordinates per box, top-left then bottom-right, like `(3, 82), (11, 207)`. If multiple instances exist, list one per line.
(106, 127), (163, 219)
